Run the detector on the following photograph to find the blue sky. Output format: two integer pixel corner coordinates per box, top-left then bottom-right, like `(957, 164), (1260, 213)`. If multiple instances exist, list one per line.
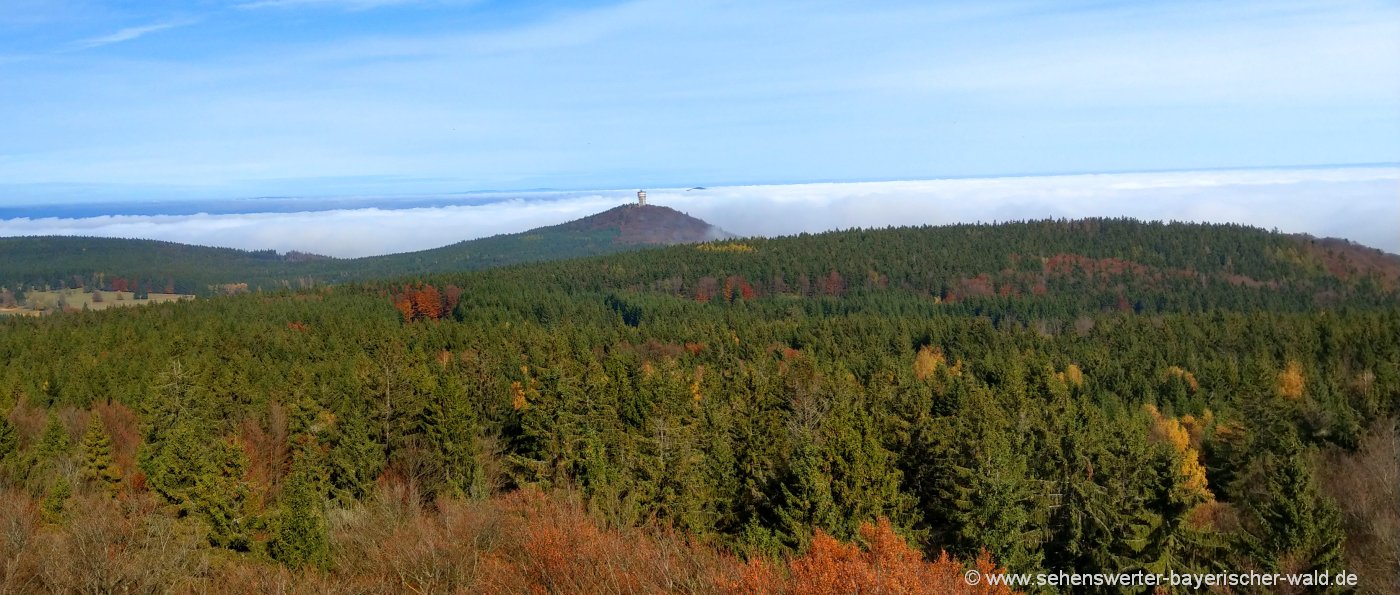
(1, 0), (1397, 202)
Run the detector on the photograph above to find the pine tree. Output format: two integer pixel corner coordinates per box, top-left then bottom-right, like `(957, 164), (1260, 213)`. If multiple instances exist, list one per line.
(40, 476), (71, 524)
(326, 406), (384, 504)
(1241, 433), (1345, 575)
(420, 378), (482, 499)
(270, 452), (331, 569)
(81, 413), (122, 494)
(35, 412), (70, 460)
(0, 415), (17, 464)
(194, 437), (254, 550)
(139, 421), (208, 509)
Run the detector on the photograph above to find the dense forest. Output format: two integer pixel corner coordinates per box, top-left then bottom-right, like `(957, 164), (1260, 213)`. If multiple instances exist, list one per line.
(1, 218), (1397, 593)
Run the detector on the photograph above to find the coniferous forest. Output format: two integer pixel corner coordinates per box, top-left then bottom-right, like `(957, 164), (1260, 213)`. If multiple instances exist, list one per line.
(1, 218), (1397, 593)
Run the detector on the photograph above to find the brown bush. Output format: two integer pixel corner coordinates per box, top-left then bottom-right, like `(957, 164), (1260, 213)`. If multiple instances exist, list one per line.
(722, 519), (1017, 595)
(1, 491), (206, 593)
(2, 484), (1015, 594)
(1322, 420), (1400, 595)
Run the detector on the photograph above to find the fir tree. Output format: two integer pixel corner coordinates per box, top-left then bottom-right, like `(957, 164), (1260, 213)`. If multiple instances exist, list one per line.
(0, 415), (17, 466)
(270, 452), (331, 569)
(81, 413), (122, 494)
(326, 406), (385, 504)
(40, 476), (71, 524)
(194, 437), (254, 551)
(420, 380), (482, 499)
(35, 412), (70, 460)
(1241, 433), (1346, 575)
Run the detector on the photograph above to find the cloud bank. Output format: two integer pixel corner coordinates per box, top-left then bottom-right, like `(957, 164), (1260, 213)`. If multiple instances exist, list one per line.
(0, 167), (1395, 258)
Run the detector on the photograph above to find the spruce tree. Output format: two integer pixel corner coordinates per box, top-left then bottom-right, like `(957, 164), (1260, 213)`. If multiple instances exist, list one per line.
(139, 421), (208, 509)
(775, 440), (840, 550)
(0, 415), (17, 469)
(40, 476), (71, 524)
(0, 411), (18, 481)
(193, 438), (253, 551)
(326, 406), (384, 504)
(270, 452), (331, 569)
(35, 412), (70, 460)
(1242, 433), (1346, 575)
(81, 413), (122, 494)
(420, 381), (481, 499)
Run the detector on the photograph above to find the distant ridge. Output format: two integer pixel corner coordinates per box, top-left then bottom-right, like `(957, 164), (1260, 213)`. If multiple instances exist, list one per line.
(0, 201), (732, 296)
(551, 204), (733, 244)
(3, 213), (1398, 305)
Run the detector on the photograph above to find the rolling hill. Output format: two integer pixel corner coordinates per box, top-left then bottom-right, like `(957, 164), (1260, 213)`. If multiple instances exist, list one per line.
(1, 217), (1397, 591)
(0, 203), (730, 298)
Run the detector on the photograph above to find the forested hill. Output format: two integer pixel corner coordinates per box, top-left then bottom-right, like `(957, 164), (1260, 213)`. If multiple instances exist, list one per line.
(1, 217), (1398, 591)
(552, 203), (733, 244)
(0, 204), (729, 297)
(457, 218), (1400, 317)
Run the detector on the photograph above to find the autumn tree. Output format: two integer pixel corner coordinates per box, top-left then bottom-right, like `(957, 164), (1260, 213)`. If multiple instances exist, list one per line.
(726, 518), (1018, 595)
(1278, 360), (1306, 400)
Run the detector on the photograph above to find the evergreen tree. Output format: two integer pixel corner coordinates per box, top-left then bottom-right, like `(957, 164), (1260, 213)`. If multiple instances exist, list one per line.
(420, 378), (482, 499)
(776, 439), (841, 550)
(193, 438), (254, 551)
(25, 412), (73, 492)
(139, 420), (209, 509)
(1241, 433), (1346, 575)
(0, 414), (18, 484)
(35, 412), (70, 460)
(0, 415), (17, 469)
(326, 406), (385, 504)
(81, 412), (122, 494)
(40, 476), (71, 524)
(270, 452), (331, 569)
(933, 386), (1045, 573)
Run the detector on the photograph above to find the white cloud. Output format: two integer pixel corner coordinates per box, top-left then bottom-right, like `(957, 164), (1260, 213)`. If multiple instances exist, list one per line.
(236, 0), (458, 10)
(0, 167), (1395, 258)
(659, 167), (1400, 253)
(0, 194), (624, 258)
(71, 20), (195, 50)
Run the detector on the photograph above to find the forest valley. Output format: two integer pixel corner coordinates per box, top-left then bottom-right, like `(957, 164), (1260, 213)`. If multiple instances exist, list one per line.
(0, 218), (1397, 593)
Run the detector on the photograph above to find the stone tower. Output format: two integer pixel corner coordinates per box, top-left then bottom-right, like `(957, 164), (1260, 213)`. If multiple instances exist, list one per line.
(637, 189), (647, 206)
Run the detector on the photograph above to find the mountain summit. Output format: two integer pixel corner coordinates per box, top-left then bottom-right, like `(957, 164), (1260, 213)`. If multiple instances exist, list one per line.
(551, 204), (733, 245)
(0, 201), (735, 297)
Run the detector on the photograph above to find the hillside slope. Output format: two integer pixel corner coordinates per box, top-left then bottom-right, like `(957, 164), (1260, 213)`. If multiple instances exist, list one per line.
(1, 217), (1396, 590)
(0, 203), (729, 296)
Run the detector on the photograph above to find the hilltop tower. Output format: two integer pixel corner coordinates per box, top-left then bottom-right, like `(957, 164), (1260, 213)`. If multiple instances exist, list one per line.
(637, 190), (647, 206)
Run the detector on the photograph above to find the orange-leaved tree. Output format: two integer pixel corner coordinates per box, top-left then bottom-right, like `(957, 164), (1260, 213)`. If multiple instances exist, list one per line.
(722, 518), (1019, 595)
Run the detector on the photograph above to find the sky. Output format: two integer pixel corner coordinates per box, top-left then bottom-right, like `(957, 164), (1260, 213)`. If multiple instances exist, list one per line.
(0, 1), (1397, 254)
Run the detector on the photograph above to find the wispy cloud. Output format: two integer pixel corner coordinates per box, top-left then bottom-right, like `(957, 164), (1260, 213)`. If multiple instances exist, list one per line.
(1, 168), (1395, 258)
(71, 19), (195, 50)
(237, 0), (440, 10)
(3, 1), (1397, 192)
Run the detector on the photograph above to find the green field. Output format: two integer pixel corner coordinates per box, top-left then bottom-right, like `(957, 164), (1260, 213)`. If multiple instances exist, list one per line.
(9, 288), (194, 315)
